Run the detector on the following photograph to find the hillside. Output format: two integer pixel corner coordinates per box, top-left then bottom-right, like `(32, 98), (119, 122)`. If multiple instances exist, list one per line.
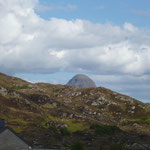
(0, 72), (150, 150)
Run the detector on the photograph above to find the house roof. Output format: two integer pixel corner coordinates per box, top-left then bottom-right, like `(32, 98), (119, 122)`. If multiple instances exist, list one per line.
(0, 127), (32, 148)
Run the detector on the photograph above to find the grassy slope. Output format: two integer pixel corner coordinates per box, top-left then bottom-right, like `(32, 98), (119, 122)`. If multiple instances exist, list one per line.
(0, 72), (150, 149)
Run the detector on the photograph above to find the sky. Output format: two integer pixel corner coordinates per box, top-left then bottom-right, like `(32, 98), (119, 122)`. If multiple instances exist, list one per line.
(0, 0), (150, 102)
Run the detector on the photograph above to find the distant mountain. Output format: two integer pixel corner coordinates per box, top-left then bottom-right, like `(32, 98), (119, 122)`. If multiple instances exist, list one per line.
(0, 72), (150, 149)
(66, 74), (96, 88)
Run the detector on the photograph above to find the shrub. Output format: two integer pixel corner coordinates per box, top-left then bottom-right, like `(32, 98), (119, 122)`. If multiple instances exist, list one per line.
(90, 124), (121, 135)
(140, 115), (150, 125)
(110, 144), (125, 150)
(48, 126), (59, 136)
(74, 130), (84, 136)
(60, 127), (71, 136)
(71, 142), (85, 150)
(98, 104), (106, 109)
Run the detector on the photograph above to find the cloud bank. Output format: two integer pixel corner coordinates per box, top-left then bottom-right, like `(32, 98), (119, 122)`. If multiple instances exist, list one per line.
(0, 0), (150, 77)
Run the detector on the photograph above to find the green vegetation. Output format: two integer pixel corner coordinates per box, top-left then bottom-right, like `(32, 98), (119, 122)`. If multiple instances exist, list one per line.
(64, 121), (87, 132)
(90, 124), (121, 135)
(140, 115), (150, 124)
(11, 85), (29, 90)
(98, 104), (106, 109)
(63, 143), (71, 149)
(60, 127), (71, 136)
(74, 130), (84, 136)
(109, 144), (125, 150)
(41, 115), (60, 128)
(122, 115), (150, 126)
(42, 104), (56, 109)
(121, 120), (134, 126)
(71, 142), (85, 150)
(48, 125), (60, 136)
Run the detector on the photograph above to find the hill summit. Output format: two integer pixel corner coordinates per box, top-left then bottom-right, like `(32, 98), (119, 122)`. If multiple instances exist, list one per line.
(66, 74), (96, 88)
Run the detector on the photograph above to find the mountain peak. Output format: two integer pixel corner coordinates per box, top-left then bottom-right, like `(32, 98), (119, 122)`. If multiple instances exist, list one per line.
(66, 74), (96, 88)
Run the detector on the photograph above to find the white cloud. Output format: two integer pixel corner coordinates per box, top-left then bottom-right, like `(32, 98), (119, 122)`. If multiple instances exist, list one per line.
(0, 0), (150, 78)
(124, 22), (138, 33)
(49, 50), (67, 59)
(0, 13), (21, 44)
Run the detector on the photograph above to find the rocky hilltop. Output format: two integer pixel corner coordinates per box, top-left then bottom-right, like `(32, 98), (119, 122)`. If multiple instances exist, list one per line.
(0, 72), (150, 150)
(66, 74), (96, 88)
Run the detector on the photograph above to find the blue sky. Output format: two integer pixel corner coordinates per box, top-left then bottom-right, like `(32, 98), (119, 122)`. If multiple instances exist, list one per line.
(37, 0), (150, 27)
(1, 0), (150, 102)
